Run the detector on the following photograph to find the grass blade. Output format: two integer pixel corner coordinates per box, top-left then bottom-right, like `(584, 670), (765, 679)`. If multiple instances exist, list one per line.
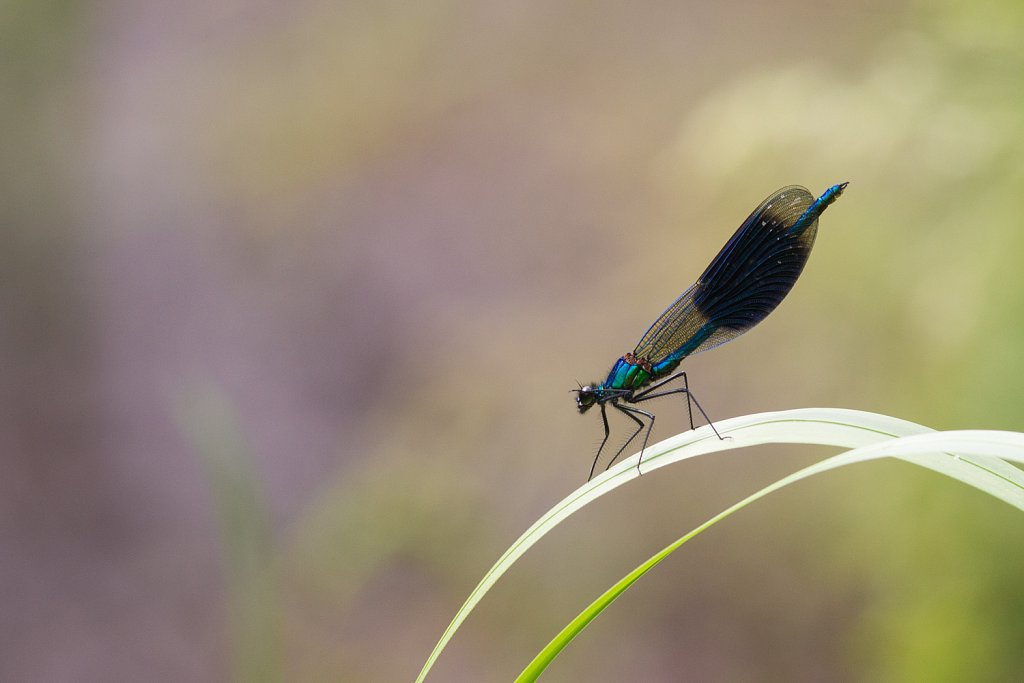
(417, 408), (1009, 682)
(516, 429), (1024, 680)
(179, 388), (283, 683)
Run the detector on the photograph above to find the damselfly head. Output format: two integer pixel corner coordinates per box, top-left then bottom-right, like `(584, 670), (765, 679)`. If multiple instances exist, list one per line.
(576, 384), (598, 413)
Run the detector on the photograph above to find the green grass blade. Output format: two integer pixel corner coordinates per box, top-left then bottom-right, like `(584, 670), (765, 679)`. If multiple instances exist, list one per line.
(179, 388), (284, 683)
(416, 408), (989, 682)
(516, 429), (1024, 681)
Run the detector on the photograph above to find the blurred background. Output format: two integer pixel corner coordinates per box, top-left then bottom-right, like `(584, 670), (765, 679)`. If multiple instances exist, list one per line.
(5, 0), (1024, 680)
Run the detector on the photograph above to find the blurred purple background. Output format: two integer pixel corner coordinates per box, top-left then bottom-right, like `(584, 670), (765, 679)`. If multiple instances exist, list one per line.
(5, 0), (1024, 680)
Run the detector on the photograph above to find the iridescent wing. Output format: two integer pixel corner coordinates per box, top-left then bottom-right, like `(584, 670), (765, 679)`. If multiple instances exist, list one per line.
(633, 186), (818, 363)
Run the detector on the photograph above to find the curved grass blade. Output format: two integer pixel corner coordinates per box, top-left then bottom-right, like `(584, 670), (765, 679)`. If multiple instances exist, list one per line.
(179, 388), (283, 683)
(416, 408), (983, 682)
(515, 430), (1024, 681)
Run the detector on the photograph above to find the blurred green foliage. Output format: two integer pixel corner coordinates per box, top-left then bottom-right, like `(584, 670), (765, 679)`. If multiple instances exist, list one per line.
(182, 389), (283, 683)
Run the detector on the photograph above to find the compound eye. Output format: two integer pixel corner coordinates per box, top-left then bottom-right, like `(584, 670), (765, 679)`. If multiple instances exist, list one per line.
(576, 386), (598, 411)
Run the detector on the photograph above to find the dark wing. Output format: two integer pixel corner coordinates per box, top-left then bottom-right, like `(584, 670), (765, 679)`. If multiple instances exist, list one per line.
(633, 186), (818, 363)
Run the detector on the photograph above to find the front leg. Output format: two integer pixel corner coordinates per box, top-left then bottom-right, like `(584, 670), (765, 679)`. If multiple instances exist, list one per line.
(588, 403), (612, 481)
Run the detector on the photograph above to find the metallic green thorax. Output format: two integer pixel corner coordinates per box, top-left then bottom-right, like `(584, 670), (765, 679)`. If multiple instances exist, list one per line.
(603, 321), (715, 392)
